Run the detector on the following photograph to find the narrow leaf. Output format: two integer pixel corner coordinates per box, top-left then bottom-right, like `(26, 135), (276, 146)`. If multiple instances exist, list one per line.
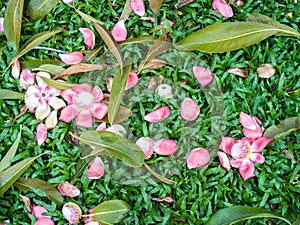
(32, 64), (65, 75)
(83, 46), (103, 62)
(148, 0), (163, 15)
(92, 22), (124, 69)
(28, 0), (60, 20)
(143, 163), (175, 185)
(75, 8), (104, 25)
(14, 177), (63, 205)
(120, 0), (132, 21)
(108, 65), (131, 125)
(176, 22), (296, 53)
(0, 89), (24, 99)
(140, 59), (167, 70)
(70, 130), (144, 167)
(9, 29), (64, 66)
(101, 105), (132, 124)
(4, 0), (24, 50)
(90, 200), (130, 224)
(0, 126), (22, 173)
(37, 75), (74, 90)
(206, 206), (291, 225)
(21, 59), (65, 69)
(120, 35), (156, 45)
(264, 117), (300, 140)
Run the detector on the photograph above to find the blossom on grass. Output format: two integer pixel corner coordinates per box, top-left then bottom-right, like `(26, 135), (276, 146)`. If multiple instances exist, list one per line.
(111, 20), (127, 42)
(57, 181), (80, 197)
(186, 148), (210, 169)
(79, 28), (95, 50)
(130, 0), (145, 16)
(144, 106), (170, 123)
(59, 84), (108, 128)
(212, 0), (233, 18)
(59, 52), (84, 64)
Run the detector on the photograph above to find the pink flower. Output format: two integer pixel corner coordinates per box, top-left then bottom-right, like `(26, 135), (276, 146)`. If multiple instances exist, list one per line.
(154, 139), (177, 156)
(0, 18), (4, 33)
(59, 84), (108, 128)
(36, 123), (47, 146)
(239, 112), (263, 139)
(34, 218), (55, 225)
(144, 106), (170, 123)
(57, 181), (80, 197)
(79, 28), (95, 50)
(111, 20), (127, 42)
(20, 69), (35, 89)
(192, 66), (214, 87)
(130, 0), (145, 16)
(152, 197), (173, 203)
(87, 157), (105, 179)
(212, 0), (233, 18)
(186, 148), (210, 169)
(180, 97), (199, 121)
(136, 137), (155, 159)
(59, 52), (83, 64)
(25, 72), (66, 120)
(11, 60), (20, 80)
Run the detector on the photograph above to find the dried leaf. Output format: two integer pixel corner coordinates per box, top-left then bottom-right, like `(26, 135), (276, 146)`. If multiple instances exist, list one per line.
(256, 63), (276, 78)
(100, 106), (132, 124)
(28, 0), (59, 20)
(140, 59), (167, 70)
(264, 117), (300, 140)
(148, 0), (163, 15)
(120, 0), (132, 21)
(227, 68), (248, 78)
(54, 63), (105, 79)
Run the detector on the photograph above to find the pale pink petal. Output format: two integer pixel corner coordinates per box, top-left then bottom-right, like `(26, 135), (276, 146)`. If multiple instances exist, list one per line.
(243, 127), (263, 139)
(32, 205), (49, 219)
(79, 28), (95, 50)
(106, 124), (127, 136)
(36, 72), (51, 88)
(61, 89), (77, 103)
(34, 218), (55, 225)
(230, 158), (242, 168)
(144, 106), (170, 123)
(72, 84), (92, 93)
(11, 60), (20, 80)
(154, 139), (177, 156)
(35, 101), (51, 120)
(91, 86), (103, 102)
(141, 17), (155, 22)
(192, 66), (214, 87)
(0, 18), (4, 33)
(130, 0), (145, 16)
(96, 122), (107, 131)
(20, 69), (35, 89)
(217, 151), (231, 171)
(156, 84), (173, 99)
(250, 153), (265, 164)
(45, 110), (58, 129)
(25, 86), (40, 109)
(239, 159), (255, 181)
(251, 137), (272, 153)
(219, 136), (235, 155)
(88, 157), (105, 179)
(111, 20), (127, 42)
(212, 0), (233, 18)
(136, 137), (155, 159)
(36, 123), (47, 146)
(180, 97), (199, 121)
(239, 112), (257, 130)
(62, 202), (82, 224)
(57, 181), (80, 197)
(186, 148), (210, 169)
(91, 103), (108, 119)
(59, 105), (80, 123)
(125, 72), (139, 90)
(152, 197), (173, 203)
(20, 195), (32, 212)
(49, 97), (66, 110)
(59, 52), (83, 64)
(107, 77), (113, 92)
(76, 111), (93, 128)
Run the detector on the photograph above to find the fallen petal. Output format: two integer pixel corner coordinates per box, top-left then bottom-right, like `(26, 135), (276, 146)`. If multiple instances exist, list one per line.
(85, 222), (101, 225)
(243, 127), (263, 139)
(125, 72), (139, 90)
(180, 97), (199, 121)
(227, 68), (248, 78)
(152, 197), (173, 203)
(257, 64), (276, 78)
(34, 218), (55, 225)
(239, 159), (255, 181)
(45, 110), (58, 129)
(88, 157), (105, 179)
(154, 139), (177, 156)
(136, 137), (155, 159)
(62, 202), (82, 224)
(96, 122), (107, 131)
(212, 0), (233, 18)
(192, 66), (214, 87)
(239, 112), (257, 130)
(0, 18), (4, 33)
(156, 84), (173, 99)
(79, 28), (95, 50)
(217, 151), (231, 171)
(130, 0), (146, 16)
(20, 195), (32, 212)
(32, 205), (49, 219)
(62, 0), (75, 3)
(20, 69), (35, 89)
(187, 148), (210, 169)
(111, 20), (127, 42)
(59, 52), (84, 64)
(219, 136), (235, 155)
(57, 181), (80, 197)
(36, 123), (47, 146)
(11, 60), (20, 80)
(144, 106), (170, 123)
(141, 16), (155, 22)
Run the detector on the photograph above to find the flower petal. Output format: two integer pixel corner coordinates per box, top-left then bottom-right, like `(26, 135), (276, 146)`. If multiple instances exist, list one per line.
(219, 136), (235, 155)
(156, 84), (173, 99)
(212, 0), (233, 18)
(130, 0), (146, 16)
(59, 105), (80, 123)
(192, 66), (214, 87)
(251, 137), (272, 153)
(59, 52), (83, 64)
(57, 181), (80, 197)
(49, 96), (66, 110)
(62, 202), (82, 224)
(79, 27), (95, 50)
(217, 151), (231, 171)
(227, 68), (248, 78)
(35, 101), (51, 120)
(243, 127), (263, 139)
(11, 60), (20, 80)
(20, 195), (32, 212)
(88, 157), (105, 179)
(239, 159), (255, 181)
(76, 111), (93, 128)
(230, 158), (242, 168)
(250, 152), (265, 164)
(136, 137), (155, 159)
(91, 102), (108, 120)
(34, 218), (55, 225)
(92, 86), (103, 102)
(25, 86), (40, 109)
(154, 139), (177, 156)
(0, 18), (4, 33)
(125, 72), (139, 90)
(96, 122), (107, 131)
(111, 20), (127, 42)
(72, 83), (92, 93)
(152, 197), (173, 203)
(45, 110), (58, 129)
(141, 17), (155, 22)
(36, 123), (47, 146)
(61, 89), (77, 103)
(239, 112), (257, 130)
(186, 148), (210, 169)
(20, 69), (35, 89)
(32, 205), (49, 219)
(144, 106), (170, 123)
(180, 97), (199, 121)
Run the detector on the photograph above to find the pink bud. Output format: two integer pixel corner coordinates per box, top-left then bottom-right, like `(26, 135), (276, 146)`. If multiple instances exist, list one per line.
(152, 196), (173, 203)
(154, 139), (177, 156)
(186, 148), (210, 169)
(11, 60), (20, 80)
(88, 157), (105, 179)
(136, 137), (155, 159)
(180, 97), (199, 121)
(32, 205), (49, 219)
(212, 0), (233, 18)
(217, 151), (231, 171)
(192, 66), (214, 87)
(59, 52), (83, 64)
(144, 106), (170, 123)
(130, 0), (146, 16)
(57, 181), (80, 197)
(125, 72), (139, 90)
(34, 218), (55, 225)
(36, 123), (47, 146)
(0, 18), (4, 33)
(111, 20), (127, 42)
(20, 69), (35, 89)
(79, 28), (95, 50)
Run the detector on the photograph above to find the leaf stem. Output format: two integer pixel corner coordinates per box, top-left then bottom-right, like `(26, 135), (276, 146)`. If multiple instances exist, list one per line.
(33, 46), (68, 54)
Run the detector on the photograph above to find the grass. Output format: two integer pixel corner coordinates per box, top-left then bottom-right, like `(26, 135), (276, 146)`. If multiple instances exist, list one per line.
(0, 0), (299, 224)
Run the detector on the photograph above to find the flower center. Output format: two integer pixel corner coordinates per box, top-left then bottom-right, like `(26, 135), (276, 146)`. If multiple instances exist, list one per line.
(231, 138), (251, 161)
(75, 91), (94, 110)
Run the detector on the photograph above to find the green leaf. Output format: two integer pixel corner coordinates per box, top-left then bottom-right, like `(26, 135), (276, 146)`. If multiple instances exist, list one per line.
(148, 0), (163, 15)
(0, 126), (22, 173)
(108, 65), (131, 125)
(0, 89), (24, 99)
(292, 218), (300, 225)
(83, 46), (103, 62)
(28, 0), (60, 20)
(32, 64), (65, 75)
(21, 59), (65, 69)
(14, 177), (63, 205)
(91, 200), (130, 224)
(71, 130), (144, 167)
(264, 117), (300, 140)
(9, 29), (64, 66)
(143, 163), (175, 185)
(175, 22), (296, 53)
(0, 156), (38, 197)
(120, 35), (156, 45)
(206, 206), (291, 225)
(74, 8), (104, 25)
(37, 75), (74, 90)
(4, 0), (24, 50)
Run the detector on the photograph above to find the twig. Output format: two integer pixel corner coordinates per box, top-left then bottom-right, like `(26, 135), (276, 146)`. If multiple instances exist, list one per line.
(33, 46), (68, 54)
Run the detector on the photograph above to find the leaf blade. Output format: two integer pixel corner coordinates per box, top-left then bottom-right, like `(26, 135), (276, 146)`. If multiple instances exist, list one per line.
(264, 117), (300, 140)
(0, 89), (24, 99)
(28, 0), (60, 20)
(148, 0), (163, 15)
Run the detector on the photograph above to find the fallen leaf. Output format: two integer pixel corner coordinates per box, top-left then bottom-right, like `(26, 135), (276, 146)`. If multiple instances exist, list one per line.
(227, 68), (248, 78)
(257, 63), (276, 78)
(54, 63), (105, 79)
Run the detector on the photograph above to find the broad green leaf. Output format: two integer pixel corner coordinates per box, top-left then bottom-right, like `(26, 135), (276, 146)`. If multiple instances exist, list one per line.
(21, 59), (65, 69)
(32, 64), (65, 75)
(9, 29), (64, 66)
(0, 126), (22, 173)
(4, 0), (24, 50)
(14, 177), (63, 205)
(264, 117), (300, 140)
(148, 0), (163, 15)
(119, 0), (132, 21)
(28, 0), (60, 20)
(37, 75), (74, 90)
(92, 22), (124, 69)
(206, 206), (291, 225)
(74, 8), (104, 25)
(91, 200), (130, 224)
(143, 163), (175, 185)
(120, 35), (156, 45)
(108, 65), (131, 125)
(0, 89), (24, 99)
(71, 130), (144, 167)
(175, 22), (297, 53)
(0, 156), (38, 197)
